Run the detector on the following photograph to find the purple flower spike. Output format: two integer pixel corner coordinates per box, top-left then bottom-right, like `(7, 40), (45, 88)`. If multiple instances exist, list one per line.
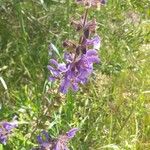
(0, 121), (17, 145)
(33, 128), (78, 150)
(54, 128), (79, 150)
(48, 48), (100, 94)
(47, 0), (102, 94)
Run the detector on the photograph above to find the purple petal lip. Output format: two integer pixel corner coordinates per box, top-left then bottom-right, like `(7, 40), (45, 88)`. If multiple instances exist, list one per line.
(58, 63), (68, 72)
(64, 52), (74, 63)
(86, 49), (98, 56)
(37, 135), (43, 144)
(59, 78), (70, 94)
(48, 76), (56, 82)
(0, 136), (7, 145)
(47, 65), (55, 71)
(85, 36), (101, 50)
(47, 65), (60, 77)
(2, 122), (17, 131)
(66, 128), (79, 139)
(71, 82), (79, 92)
(50, 59), (58, 66)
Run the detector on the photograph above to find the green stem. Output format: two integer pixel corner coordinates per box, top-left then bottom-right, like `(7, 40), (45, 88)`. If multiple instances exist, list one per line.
(66, 90), (74, 122)
(109, 113), (113, 144)
(115, 109), (134, 139)
(83, 8), (88, 27)
(67, 0), (70, 38)
(73, 8), (89, 62)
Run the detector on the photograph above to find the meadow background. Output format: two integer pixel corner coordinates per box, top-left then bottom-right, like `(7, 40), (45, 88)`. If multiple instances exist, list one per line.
(0, 0), (150, 149)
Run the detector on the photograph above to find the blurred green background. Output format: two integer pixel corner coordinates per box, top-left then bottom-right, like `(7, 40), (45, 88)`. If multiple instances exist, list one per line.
(0, 0), (150, 149)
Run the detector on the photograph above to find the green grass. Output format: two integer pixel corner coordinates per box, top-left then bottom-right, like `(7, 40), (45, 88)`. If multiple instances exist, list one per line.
(0, 0), (150, 149)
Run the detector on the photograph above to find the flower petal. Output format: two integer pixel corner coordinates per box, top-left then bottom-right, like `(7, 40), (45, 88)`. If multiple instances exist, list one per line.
(71, 82), (79, 92)
(47, 65), (60, 76)
(3, 122), (16, 131)
(93, 36), (101, 50)
(66, 128), (79, 139)
(37, 135), (43, 144)
(48, 76), (56, 82)
(0, 136), (7, 145)
(88, 56), (100, 63)
(59, 78), (70, 94)
(58, 63), (67, 72)
(85, 36), (101, 50)
(64, 52), (73, 63)
(47, 65), (55, 71)
(86, 50), (100, 63)
(50, 59), (58, 67)
(86, 49), (98, 56)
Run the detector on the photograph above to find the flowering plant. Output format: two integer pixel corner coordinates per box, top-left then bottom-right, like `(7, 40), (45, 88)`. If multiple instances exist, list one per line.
(33, 128), (78, 150)
(0, 121), (17, 145)
(0, 0), (106, 149)
(48, 0), (105, 94)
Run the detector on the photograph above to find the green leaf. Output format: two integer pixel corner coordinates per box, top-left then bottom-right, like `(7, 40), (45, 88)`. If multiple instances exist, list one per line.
(49, 43), (61, 58)
(0, 76), (7, 90)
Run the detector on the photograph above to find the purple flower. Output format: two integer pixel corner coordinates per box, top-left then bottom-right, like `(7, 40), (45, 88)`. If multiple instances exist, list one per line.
(33, 128), (78, 150)
(85, 36), (101, 50)
(66, 128), (79, 139)
(48, 38), (100, 94)
(47, 59), (68, 82)
(76, 49), (100, 82)
(34, 131), (54, 150)
(54, 128), (78, 150)
(59, 70), (80, 94)
(0, 121), (17, 145)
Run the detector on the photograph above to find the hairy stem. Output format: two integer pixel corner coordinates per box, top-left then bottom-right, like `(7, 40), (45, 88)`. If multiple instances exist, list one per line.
(83, 8), (88, 27)
(73, 8), (89, 62)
